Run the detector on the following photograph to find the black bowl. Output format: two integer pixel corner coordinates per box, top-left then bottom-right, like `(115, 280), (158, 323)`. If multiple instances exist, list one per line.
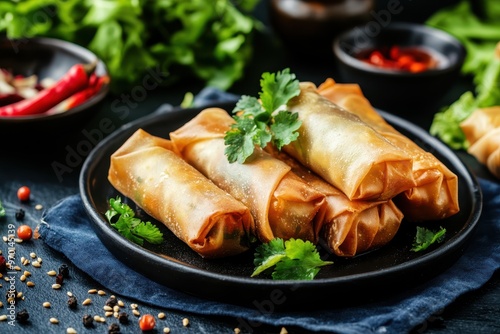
(333, 22), (466, 112)
(0, 37), (109, 139)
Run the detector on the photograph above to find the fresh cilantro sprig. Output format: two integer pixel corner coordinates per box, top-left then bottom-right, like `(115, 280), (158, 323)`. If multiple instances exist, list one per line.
(252, 238), (333, 280)
(105, 196), (164, 246)
(411, 226), (447, 252)
(224, 68), (302, 163)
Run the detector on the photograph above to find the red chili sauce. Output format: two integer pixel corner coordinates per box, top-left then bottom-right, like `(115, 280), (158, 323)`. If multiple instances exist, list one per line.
(356, 45), (439, 73)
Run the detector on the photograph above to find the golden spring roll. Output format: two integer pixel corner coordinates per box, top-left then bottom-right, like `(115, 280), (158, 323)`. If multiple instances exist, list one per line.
(467, 127), (500, 179)
(266, 145), (404, 257)
(170, 108), (326, 243)
(108, 129), (255, 258)
(317, 79), (460, 221)
(284, 82), (416, 201)
(460, 106), (500, 146)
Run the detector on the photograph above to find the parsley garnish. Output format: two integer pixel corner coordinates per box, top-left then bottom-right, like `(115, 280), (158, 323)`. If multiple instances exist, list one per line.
(105, 196), (164, 246)
(224, 68), (302, 163)
(411, 226), (447, 252)
(252, 238), (333, 280)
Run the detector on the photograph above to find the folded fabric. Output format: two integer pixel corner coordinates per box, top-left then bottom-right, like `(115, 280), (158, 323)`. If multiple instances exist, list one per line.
(38, 175), (500, 334)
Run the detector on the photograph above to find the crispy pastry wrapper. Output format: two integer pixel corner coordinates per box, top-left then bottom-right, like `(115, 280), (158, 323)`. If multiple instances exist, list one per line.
(285, 82), (416, 201)
(170, 108), (326, 243)
(467, 127), (500, 179)
(460, 106), (500, 146)
(317, 78), (460, 221)
(108, 129), (255, 258)
(266, 146), (404, 257)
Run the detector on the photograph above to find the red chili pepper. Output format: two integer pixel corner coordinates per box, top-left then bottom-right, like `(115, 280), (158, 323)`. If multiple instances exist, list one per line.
(48, 73), (110, 114)
(0, 61), (96, 117)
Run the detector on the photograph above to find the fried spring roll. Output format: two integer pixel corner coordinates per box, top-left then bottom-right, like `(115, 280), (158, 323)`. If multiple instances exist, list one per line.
(266, 146), (404, 257)
(170, 108), (326, 243)
(460, 106), (500, 146)
(284, 82), (416, 201)
(467, 128), (500, 179)
(317, 78), (460, 221)
(108, 129), (255, 258)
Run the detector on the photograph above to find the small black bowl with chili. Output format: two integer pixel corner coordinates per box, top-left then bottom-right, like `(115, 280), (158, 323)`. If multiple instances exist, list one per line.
(0, 37), (109, 140)
(332, 22), (466, 113)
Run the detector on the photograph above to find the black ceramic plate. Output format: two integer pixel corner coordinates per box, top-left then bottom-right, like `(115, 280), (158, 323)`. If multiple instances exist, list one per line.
(80, 102), (482, 309)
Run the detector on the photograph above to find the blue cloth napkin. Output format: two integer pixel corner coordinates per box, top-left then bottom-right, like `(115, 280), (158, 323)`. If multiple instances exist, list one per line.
(38, 178), (500, 333)
(37, 87), (500, 333)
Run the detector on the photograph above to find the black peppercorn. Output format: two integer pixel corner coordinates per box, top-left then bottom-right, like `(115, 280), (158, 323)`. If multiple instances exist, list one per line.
(59, 263), (70, 278)
(16, 309), (29, 323)
(108, 322), (121, 334)
(55, 273), (64, 285)
(67, 295), (77, 309)
(105, 295), (118, 307)
(82, 314), (93, 327)
(117, 312), (129, 324)
(15, 209), (25, 221)
(0, 255), (6, 272)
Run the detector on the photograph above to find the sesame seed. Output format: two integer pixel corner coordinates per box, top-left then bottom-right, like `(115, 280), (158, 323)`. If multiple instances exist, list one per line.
(67, 291), (73, 297)
(163, 328), (171, 333)
(37, 257), (43, 263)
(182, 318), (189, 327)
(24, 270), (31, 277)
(130, 303), (138, 309)
(43, 302), (51, 308)
(0, 315), (7, 321)
(117, 300), (125, 307)
(280, 327), (288, 334)
(0, 301), (3, 307)
(35, 204), (43, 210)
(105, 311), (113, 317)
(158, 312), (165, 319)
(32, 261), (41, 268)
(82, 298), (92, 305)
(2, 236), (7, 242)
(132, 309), (140, 316)
(97, 290), (106, 296)
(47, 270), (57, 276)
(234, 328), (241, 334)
(30, 252), (37, 259)
(88, 289), (97, 294)
(27, 281), (35, 287)
(15, 238), (23, 243)
(52, 284), (61, 290)
(67, 327), (77, 334)
(94, 315), (106, 323)
(20, 275), (26, 282)
(13, 266), (21, 271)
(50, 317), (59, 324)
(113, 305), (120, 313)
(103, 305), (113, 311)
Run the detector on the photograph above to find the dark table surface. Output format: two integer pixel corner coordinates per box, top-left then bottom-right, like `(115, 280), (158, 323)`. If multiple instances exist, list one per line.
(1, 2), (499, 333)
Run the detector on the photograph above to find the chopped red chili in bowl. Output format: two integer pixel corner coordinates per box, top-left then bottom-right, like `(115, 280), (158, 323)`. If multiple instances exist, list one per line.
(356, 46), (439, 73)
